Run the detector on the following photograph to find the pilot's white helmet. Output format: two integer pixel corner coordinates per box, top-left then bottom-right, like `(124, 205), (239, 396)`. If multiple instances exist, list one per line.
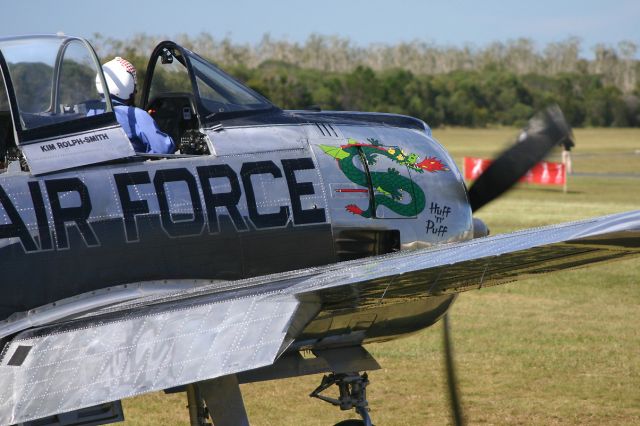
(96, 57), (137, 100)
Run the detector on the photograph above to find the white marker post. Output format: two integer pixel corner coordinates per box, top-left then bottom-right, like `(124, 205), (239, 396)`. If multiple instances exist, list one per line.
(562, 149), (572, 194)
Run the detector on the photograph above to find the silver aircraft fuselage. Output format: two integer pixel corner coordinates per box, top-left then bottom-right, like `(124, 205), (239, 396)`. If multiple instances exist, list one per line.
(0, 110), (472, 348)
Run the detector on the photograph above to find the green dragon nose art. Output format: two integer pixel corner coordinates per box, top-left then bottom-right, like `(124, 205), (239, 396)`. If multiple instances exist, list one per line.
(320, 138), (449, 218)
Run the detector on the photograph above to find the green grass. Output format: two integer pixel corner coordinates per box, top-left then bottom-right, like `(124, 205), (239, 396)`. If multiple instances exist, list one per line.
(122, 128), (640, 425)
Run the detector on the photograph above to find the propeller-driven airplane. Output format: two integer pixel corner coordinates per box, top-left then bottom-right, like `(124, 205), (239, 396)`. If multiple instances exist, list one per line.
(0, 34), (638, 426)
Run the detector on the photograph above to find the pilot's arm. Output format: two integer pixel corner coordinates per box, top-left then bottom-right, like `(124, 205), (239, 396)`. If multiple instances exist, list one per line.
(128, 107), (175, 154)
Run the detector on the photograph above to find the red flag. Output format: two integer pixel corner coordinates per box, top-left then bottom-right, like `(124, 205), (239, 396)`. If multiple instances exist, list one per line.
(464, 157), (566, 186)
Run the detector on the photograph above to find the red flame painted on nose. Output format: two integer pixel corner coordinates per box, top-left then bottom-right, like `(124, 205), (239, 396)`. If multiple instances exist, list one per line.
(416, 157), (448, 172)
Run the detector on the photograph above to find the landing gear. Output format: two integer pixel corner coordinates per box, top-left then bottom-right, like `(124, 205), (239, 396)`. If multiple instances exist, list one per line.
(177, 347), (381, 425)
(183, 375), (249, 426)
(186, 384), (211, 426)
(310, 372), (373, 426)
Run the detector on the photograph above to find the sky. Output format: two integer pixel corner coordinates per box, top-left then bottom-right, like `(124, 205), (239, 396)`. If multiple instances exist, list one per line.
(1, 0), (638, 57)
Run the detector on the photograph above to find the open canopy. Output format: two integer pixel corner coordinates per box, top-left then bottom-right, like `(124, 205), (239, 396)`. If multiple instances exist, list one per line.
(0, 35), (134, 174)
(0, 35), (116, 139)
(141, 41), (276, 125)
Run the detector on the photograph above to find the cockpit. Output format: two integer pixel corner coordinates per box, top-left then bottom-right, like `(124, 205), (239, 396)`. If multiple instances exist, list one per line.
(0, 36), (114, 135)
(0, 35), (278, 174)
(141, 42), (276, 154)
(0, 35), (121, 173)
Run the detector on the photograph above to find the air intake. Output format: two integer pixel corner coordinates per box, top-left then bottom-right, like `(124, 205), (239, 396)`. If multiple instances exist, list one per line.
(335, 229), (400, 261)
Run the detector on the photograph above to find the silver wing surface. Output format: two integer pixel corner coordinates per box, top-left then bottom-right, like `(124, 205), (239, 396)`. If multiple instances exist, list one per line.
(0, 210), (639, 425)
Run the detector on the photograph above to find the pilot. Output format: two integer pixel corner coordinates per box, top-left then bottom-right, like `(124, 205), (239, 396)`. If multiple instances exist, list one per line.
(94, 57), (175, 154)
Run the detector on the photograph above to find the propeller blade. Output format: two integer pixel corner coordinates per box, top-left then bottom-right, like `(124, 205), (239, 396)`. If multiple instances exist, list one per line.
(443, 313), (465, 426)
(467, 105), (574, 212)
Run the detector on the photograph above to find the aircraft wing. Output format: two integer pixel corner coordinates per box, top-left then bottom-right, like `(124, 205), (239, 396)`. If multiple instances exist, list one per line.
(1, 210), (639, 425)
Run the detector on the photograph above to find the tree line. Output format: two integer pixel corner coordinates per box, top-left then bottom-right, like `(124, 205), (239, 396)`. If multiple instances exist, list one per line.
(94, 33), (640, 127)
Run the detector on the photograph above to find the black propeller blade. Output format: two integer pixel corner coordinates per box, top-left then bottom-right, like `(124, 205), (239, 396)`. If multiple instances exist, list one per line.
(442, 106), (574, 426)
(443, 313), (465, 426)
(467, 105), (574, 212)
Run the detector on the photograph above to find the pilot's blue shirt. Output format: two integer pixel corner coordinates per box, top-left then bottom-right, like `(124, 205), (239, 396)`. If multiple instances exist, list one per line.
(89, 98), (175, 154)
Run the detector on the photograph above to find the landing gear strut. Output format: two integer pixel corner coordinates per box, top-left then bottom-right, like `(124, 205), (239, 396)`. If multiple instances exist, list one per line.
(186, 384), (211, 426)
(183, 375), (249, 426)
(310, 372), (373, 426)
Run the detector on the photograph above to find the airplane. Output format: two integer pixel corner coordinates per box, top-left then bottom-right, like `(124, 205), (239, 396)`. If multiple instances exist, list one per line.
(0, 34), (638, 426)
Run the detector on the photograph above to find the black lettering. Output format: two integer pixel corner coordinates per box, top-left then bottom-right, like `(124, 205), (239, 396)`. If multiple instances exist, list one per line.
(281, 158), (326, 225)
(241, 161), (288, 228)
(196, 165), (247, 233)
(426, 219), (435, 234)
(426, 219), (448, 237)
(114, 172), (151, 242)
(28, 181), (52, 251)
(45, 178), (98, 249)
(154, 168), (204, 237)
(0, 184), (37, 251)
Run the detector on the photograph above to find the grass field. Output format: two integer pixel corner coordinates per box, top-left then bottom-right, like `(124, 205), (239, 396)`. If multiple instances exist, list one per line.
(122, 128), (640, 425)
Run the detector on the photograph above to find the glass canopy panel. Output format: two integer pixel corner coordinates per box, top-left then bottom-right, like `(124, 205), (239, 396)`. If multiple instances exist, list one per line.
(0, 36), (111, 131)
(148, 48), (192, 102)
(146, 45), (274, 122)
(188, 54), (271, 113)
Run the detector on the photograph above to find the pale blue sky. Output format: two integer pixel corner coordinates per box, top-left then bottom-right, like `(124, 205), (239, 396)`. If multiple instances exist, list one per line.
(1, 0), (638, 56)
